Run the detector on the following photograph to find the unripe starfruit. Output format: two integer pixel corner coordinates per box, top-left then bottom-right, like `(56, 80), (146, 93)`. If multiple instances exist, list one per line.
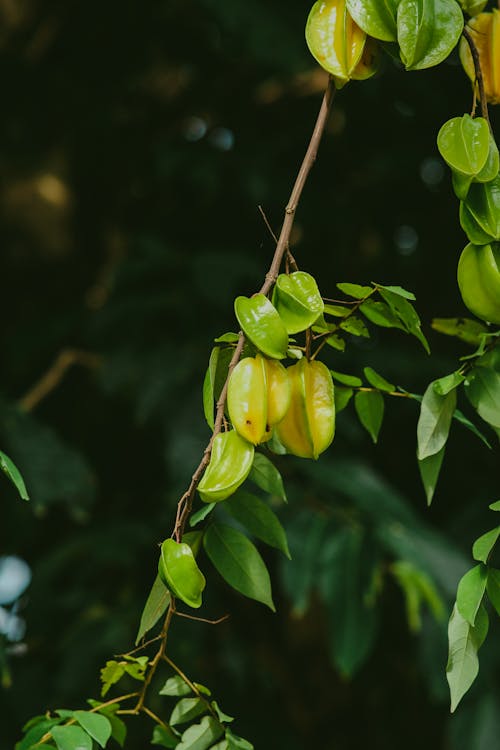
(460, 11), (500, 104)
(457, 242), (500, 325)
(198, 430), (254, 503)
(227, 354), (291, 445)
(275, 359), (335, 459)
(272, 271), (324, 334)
(306, 0), (378, 88)
(234, 294), (288, 360)
(158, 539), (206, 609)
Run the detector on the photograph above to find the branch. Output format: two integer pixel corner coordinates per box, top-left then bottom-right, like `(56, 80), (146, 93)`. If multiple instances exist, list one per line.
(462, 27), (490, 126)
(19, 349), (101, 412)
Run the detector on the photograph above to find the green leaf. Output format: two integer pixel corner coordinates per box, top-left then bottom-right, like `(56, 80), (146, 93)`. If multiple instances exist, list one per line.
(210, 701), (234, 724)
(204, 523), (275, 611)
(0, 450), (29, 500)
(170, 698), (207, 726)
(418, 443), (445, 506)
(354, 390), (384, 443)
(323, 303), (350, 317)
(16, 719), (64, 750)
(346, 0), (399, 41)
(100, 661), (126, 697)
(214, 333), (239, 343)
(486, 569), (500, 616)
(339, 316), (369, 338)
(397, 0), (463, 71)
(437, 115), (490, 176)
(189, 503), (216, 528)
(472, 527), (500, 564)
(224, 490), (291, 558)
(433, 372), (465, 396)
(490, 500), (500, 511)
(329, 370), (363, 387)
(135, 575), (170, 645)
(446, 603), (489, 712)
(176, 716), (224, 750)
(160, 676), (193, 697)
(465, 367), (500, 428)
(334, 386), (353, 413)
(462, 176), (500, 240)
(73, 712), (111, 749)
(431, 317), (489, 346)
(151, 725), (180, 749)
(452, 408), (492, 449)
(87, 703), (127, 749)
(391, 560), (445, 632)
(202, 355), (216, 431)
(123, 656), (148, 681)
(363, 367), (395, 392)
(325, 334), (346, 351)
(226, 729), (254, 750)
(359, 299), (405, 329)
(51, 725), (93, 750)
(248, 452), (286, 502)
(375, 284), (416, 300)
(456, 564), (488, 626)
(417, 382), (456, 460)
(336, 282), (373, 299)
(378, 288), (429, 352)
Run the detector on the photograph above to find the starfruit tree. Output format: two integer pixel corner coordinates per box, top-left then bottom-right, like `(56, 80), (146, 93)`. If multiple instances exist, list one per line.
(10, 0), (500, 748)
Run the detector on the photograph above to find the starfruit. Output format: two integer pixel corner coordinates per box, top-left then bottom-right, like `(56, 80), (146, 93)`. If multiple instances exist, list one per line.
(305, 0), (378, 88)
(227, 354), (290, 445)
(234, 294), (288, 360)
(437, 115), (490, 177)
(460, 11), (500, 104)
(158, 539), (206, 609)
(397, 0), (463, 71)
(275, 359), (335, 459)
(457, 242), (500, 325)
(460, 175), (500, 243)
(272, 271), (324, 334)
(197, 430), (254, 503)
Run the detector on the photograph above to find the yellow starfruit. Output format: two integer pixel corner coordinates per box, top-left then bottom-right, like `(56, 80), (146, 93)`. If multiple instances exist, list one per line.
(275, 359), (335, 459)
(460, 11), (500, 104)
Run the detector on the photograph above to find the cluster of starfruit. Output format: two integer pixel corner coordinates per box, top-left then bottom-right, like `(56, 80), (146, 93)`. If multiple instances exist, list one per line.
(305, 0), (465, 88)
(437, 114), (500, 326)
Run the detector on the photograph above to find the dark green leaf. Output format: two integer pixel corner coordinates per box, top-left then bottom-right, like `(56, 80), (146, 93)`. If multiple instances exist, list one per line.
(151, 725), (180, 749)
(472, 527), (500, 564)
(486, 569), (500, 616)
(16, 719), (64, 750)
(391, 560), (445, 631)
(431, 317), (489, 346)
(73, 712), (111, 748)
(354, 390), (384, 443)
(456, 564), (488, 626)
(176, 716), (224, 750)
(51, 725), (93, 750)
(339, 316), (369, 338)
(189, 503), (216, 528)
(135, 575), (170, 645)
(363, 367), (395, 392)
(359, 299), (405, 329)
(465, 367), (500, 428)
(417, 382), (456, 460)
(446, 603), (489, 712)
(224, 490), (290, 558)
(418, 443), (445, 506)
(334, 386), (353, 413)
(226, 728), (254, 750)
(204, 523), (275, 610)
(0, 450), (29, 500)
(330, 370), (363, 387)
(378, 288), (429, 352)
(280, 512), (328, 616)
(170, 698), (207, 726)
(248, 453), (286, 502)
(325, 334), (346, 351)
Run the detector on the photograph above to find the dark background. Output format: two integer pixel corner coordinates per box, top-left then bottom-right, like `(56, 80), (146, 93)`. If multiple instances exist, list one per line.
(1, 0), (499, 748)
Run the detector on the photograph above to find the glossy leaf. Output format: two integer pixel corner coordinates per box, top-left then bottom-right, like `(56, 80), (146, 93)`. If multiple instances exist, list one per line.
(446, 603), (489, 712)
(234, 294), (288, 359)
(73, 712), (111, 749)
(456, 564), (488, 626)
(354, 390), (384, 443)
(51, 725), (93, 750)
(363, 367), (395, 392)
(417, 382), (456, 460)
(170, 698), (207, 726)
(0, 450), (29, 501)
(486, 568), (500, 616)
(418, 443), (445, 506)
(346, 0), (399, 41)
(272, 271), (324, 334)
(465, 367), (500, 428)
(472, 526), (500, 563)
(198, 431), (254, 503)
(224, 490), (291, 558)
(204, 523), (275, 611)
(176, 716), (224, 750)
(135, 574), (170, 645)
(397, 0), (463, 71)
(437, 115), (490, 176)
(248, 452), (287, 502)
(431, 317), (489, 346)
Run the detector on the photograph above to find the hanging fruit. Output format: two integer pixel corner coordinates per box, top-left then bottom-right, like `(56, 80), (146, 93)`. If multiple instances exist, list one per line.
(158, 539), (206, 609)
(197, 430), (255, 503)
(457, 242), (500, 324)
(460, 10), (500, 104)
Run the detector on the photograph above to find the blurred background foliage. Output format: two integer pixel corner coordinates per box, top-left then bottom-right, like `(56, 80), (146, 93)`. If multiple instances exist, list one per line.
(1, 0), (500, 747)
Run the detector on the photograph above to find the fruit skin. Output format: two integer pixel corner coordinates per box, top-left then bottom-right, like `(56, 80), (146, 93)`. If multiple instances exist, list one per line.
(234, 294), (288, 360)
(460, 11), (500, 104)
(457, 242), (500, 325)
(197, 430), (254, 503)
(275, 359), (335, 459)
(272, 271), (324, 334)
(227, 354), (290, 445)
(158, 539), (206, 609)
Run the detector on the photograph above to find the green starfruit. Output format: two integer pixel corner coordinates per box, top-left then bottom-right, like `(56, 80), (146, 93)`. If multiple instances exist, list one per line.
(198, 430), (254, 503)
(457, 242), (500, 325)
(158, 539), (206, 609)
(397, 0), (463, 71)
(461, 176), (500, 242)
(272, 271), (324, 334)
(227, 354), (290, 445)
(234, 294), (288, 359)
(437, 115), (490, 177)
(275, 359), (335, 459)
(459, 0), (488, 16)
(346, 0), (399, 41)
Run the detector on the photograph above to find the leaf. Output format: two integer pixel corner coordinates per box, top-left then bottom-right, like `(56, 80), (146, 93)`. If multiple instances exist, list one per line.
(151, 725), (180, 749)
(210, 701), (234, 724)
(170, 698), (207, 726)
(433, 372), (465, 396)
(226, 729), (254, 750)
(473, 527), (500, 564)
(100, 661), (126, 697)
(16, 719), (64, 750)
(363, 367), (395, 392)
(189, 503), (216, 528)
(378, 288), (429, 352)
(214, 333), (239, 343)
(280, 511), (328, 616)
(490, 500), (500, 511)
(456, 564), (488, 626)
(176, 716), (224, 750)
(73, 712), (111, 748)
(0, 450), (29, 500)
(452, 408), (492, 449)
(135, 575), (170, 645)
(248, 452), (286, 502)
(339, 316), (370, 338)
(465, 367), (500, 428)
(431, 317), (489, 346)
(159, 676), (192, 697)
(330, 370), (363, 387)
(418, 443), (445, 506)
(224, 490), (290, 558)
(486, 569), (500, 616)
(323, 303), (350, 317)
(416, 382), (456, 460)
(375, 284), (416, 300)
(87, 704), (127, 748)
(391, 560), (445, 631)
(325, 334), (346, 351)
(334, 386), (353, 413)
(354, 390), (384, 443)
(204, 523), (275, 611)
(51, 725), (93, 750)
(123, 655), (148, 681)
(336, 282), (373, 299)
(446, 603), (489, 712)
(359, 299), (405, 329)
(397, 0), (463, 71)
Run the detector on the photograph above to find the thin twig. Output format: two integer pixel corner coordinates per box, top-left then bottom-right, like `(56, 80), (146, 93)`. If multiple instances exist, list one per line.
(19, 349), (101, 412)
(462, 27), (490, 127)
(174, 611), (230, 625)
